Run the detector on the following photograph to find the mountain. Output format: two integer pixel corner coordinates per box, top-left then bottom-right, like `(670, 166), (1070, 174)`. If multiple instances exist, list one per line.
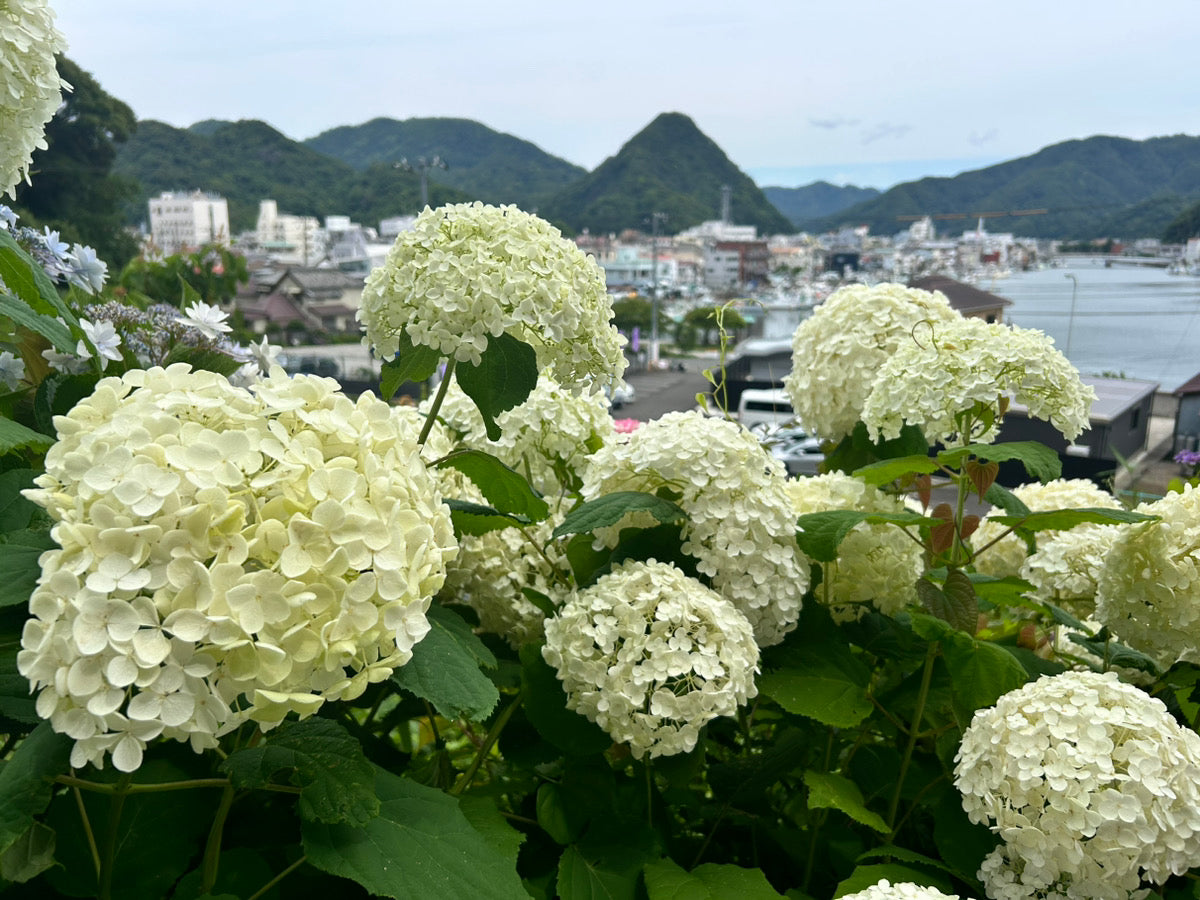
(114, 119), (470, 233)
(762, 181), (880, 228)
(305, 117), (585, 211)
(539, 112), (793, 237)
(808, 134), (1200, 240)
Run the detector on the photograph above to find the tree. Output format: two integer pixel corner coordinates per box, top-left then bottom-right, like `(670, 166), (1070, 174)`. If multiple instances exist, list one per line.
(12, 55), (140, 269)
(1164, 199), (1200, 243)
(118, 244), (250, 306)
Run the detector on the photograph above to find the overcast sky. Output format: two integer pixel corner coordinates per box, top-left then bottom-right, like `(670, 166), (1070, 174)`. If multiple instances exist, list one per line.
(50, 0), (1197, 190)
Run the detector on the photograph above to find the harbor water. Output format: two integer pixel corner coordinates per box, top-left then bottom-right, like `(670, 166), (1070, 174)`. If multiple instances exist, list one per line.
(987, 261), (1200, 393)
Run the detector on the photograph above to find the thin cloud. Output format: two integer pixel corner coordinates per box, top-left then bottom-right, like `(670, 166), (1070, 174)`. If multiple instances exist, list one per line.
(969, 128), (999, 146)
(809, 116), (860, 130)
(861, 122), (912, 144)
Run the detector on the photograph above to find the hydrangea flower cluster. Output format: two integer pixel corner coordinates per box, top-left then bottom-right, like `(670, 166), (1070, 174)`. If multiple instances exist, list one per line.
(840, 881), (960, 900)
(954, 671), (1200, 899)
(1020, 524), (1123, 613)
(971, 478), (1121, 579)
(542, 560), (758, 758)
(360, 202), (626, 392)
(581, 410), (809, 647)
(860, 316), (1094, 445)
(427, 376), (615, 495)
(1, 0), (69, 198)
(18, 364), (458, 771)
(1, 207), (107, 295)
(1095, 485), (1200, 667)
(785, 473), (922, 621)
(783, 283), (960, 440)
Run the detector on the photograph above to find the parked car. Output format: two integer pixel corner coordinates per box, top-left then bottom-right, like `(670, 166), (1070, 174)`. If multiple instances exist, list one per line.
(751, 421), (825, 476)
(605, 382), (636, 410)
(737, 387), (795, 429)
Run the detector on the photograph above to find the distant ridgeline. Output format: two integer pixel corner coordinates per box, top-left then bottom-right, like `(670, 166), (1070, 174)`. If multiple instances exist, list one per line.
(114, 117), (1200, 241)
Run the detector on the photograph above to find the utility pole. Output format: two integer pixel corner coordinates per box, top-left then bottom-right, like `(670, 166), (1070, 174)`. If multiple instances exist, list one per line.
(1064, 272), (1078, 358)
(394, 156), (448, 211)
(647, 211), (668, 367)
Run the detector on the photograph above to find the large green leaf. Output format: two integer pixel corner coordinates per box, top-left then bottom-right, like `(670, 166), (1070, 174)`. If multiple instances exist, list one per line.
(520, 644), (612, 755)
(33, 372), (99, 435)
(444, 498), (524, 536)
(0, 469), (36, 531)
(455, 332), (538, 441)
(982, 481), (1030, 517)
(940, 632), (1030, 722)
(0, 418), (53, 456)
(804, 771), (889, 834)
(959, 441), (1062, 483)
(0, 293), (75, 352)
(553, 491), (686, 539)
(0, 821), (56, 884)
(221, 717), (378, 825)
(0, 229), (74, 323)
(0, 723), (70, 856)
(557, 822), (660, 900)
(986, 507), (1156, 532)
(380, 331), (442, 400)
(643, 859), (783, 899)
(916, 569), (979, 634)
(303, 767), (527, 900)
(795, 510), (931, 563)
(758, 641), (872, 729)
(0, 527), (55, 609)
(392, 604), (499, 722)
(436, 449), (549, 522)
(852, 455), (939, 486)
(0, 646), (38, 726)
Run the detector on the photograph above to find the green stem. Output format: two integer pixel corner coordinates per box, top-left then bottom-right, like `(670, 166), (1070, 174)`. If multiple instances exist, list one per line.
(201, 783), (237, 894)
(451, 688), (525, 796)
(417, 358), (456, 446)
(98, 773), (132, 900)
(72, 784), (101, 879)
(57, 775), (232, 794)
(644, 759), (654, 827)
(887, 641), (939, 832)
(246, 854), (307, 900)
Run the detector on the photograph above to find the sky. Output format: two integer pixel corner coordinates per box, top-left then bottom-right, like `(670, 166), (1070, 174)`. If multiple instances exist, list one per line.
(50, 0), (1198, 191)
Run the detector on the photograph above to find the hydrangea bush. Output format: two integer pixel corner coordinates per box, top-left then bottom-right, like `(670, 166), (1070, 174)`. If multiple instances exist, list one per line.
(3, 46), (1198, 897)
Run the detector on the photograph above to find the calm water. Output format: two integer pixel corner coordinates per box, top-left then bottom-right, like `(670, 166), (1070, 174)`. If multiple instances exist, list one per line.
(983, 261), (1200, 392)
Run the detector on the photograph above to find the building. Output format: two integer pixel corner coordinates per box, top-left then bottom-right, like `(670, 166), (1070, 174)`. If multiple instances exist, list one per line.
(147, 191), (230, 256)
(704, 241), (770, 291)
(256, 200), (323, 266)
(907, 275), (1012, 323)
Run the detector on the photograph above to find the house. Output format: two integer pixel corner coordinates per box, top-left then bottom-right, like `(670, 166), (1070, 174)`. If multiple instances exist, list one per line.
(907, 275), (1012, 323)
(236, 267), (363, 336)
(1173, 372), (1200, 454)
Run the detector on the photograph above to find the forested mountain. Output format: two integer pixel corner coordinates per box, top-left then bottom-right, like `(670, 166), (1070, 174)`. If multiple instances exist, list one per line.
(113, 119), (470, 233)
(539, 113), (792, 236)
(305, 117), (585, 211)
(763, 182), (880, 228)
(808, 135), (1200, 240)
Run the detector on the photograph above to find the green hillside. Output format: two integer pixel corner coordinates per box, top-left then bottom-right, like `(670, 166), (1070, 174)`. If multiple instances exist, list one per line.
(763, 181), (880, 227)
(540, 112), (793, 237)
(114, 119), (470, 233)
(810, 134), (1200, 239)
(305, 117), (586, 211)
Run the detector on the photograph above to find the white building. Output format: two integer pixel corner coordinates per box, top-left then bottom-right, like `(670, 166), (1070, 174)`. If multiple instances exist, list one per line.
(599, 245), (680, 291)
(147, 191), (229, 256)
(677, 220), (757, 243)
(256, 200), (323, 266)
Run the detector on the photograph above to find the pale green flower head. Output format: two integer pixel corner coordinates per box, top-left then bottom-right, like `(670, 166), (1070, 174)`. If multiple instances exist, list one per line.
(861, 316), (1095, 446)
(1, 0), (70, 198)
(840, 881), (959, 900)
(360, 202), (627, 392)
(542, 559), (759, 759)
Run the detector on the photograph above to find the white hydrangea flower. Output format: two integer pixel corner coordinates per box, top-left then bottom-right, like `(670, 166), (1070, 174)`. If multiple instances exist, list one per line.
(971, 478), (1121, 579)
(542, 559), (759, 758)
(1095, 485), (1200, 667)
(783, 283), (960, 441)
(861, 316), (1094, 446)
(840, 881), (960, 900)
(18, 364), (458, 771)
(75, 318), (123, 369)
(1, 0), (70, 198)
(360, 202), (626, 392)
(1021, 524), (1123, 612)
(977, 841), (1146, 900)
(786, 473), (922, 621)
(581, 410), (809, 647)
(0, 349), (25, 390)
(427, 376), (615, 496)
(175, 300), (231, 340)
(66, 243), (107, 294)
(954, 671), (1200, 897)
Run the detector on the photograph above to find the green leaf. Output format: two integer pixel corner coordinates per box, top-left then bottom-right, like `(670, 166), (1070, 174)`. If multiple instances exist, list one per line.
(0, 229), (75, 323)
(964, 441), (1062, 483)
(852, 455), (939, 487)
(380, 332), (442, 400)
(520, 643), (612, 755)
(221, 718), (379, 825)
(988, 506), (1157, 532)
(34, 372), (99, 435)
(0, 417), (53, 456)
(0, 469), (36, 531)
(436, 449), (549, 522)
(537, 783), (576, 845)
(0, 293), (75, 352)
(0, 821), (55, 883)
(917, 569), (978, 634)
(804, 770), (889, 833)
(303, 767), (527, 900)
(795, 510), (931, 563)
(557, 823), (660, 900)
(932, 789), (996, 891)
(458, 795), (526, 862)
(161, 344), (244, 377)
(833, 863), (954, 898)
(1067, 632), (1162, 675)
(941, 634), (1030, 722)
(0, 722), (70, 856)
(0, 647), (39, 725)
(553, 491), (686, 539)
(456, 332), (538, 441)
(444, 498), (525, 536)
(392, 604), (499, 722)
(983, 481), (1030, 517)
(0, 527), (54, 609)
(644, 859), (783, 899)
(970, 574), (1037, 612)
(173, 847), (280, 900)
(758, 641), (872, 728)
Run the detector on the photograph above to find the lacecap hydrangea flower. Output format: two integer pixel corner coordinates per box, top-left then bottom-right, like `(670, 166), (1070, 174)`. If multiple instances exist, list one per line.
(1, 0), (70, 198)
(860, 316), (1094, 445)
(971, 478), (1121, 579)
(18, 364), (458, 771)
(955, 671), (1200, 899)
(542, 559), (758, 758)
(1095, 484), (1200, 668)
(786, 473), (922, 622)
(581, 410), (809, 647)
(783, 283), (960, 441)
(840, 881), (960, 900)
(359, 202), (626, 392)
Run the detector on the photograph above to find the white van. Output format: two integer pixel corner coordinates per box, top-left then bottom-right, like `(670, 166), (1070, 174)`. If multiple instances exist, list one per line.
(737, 388), (796, 428)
